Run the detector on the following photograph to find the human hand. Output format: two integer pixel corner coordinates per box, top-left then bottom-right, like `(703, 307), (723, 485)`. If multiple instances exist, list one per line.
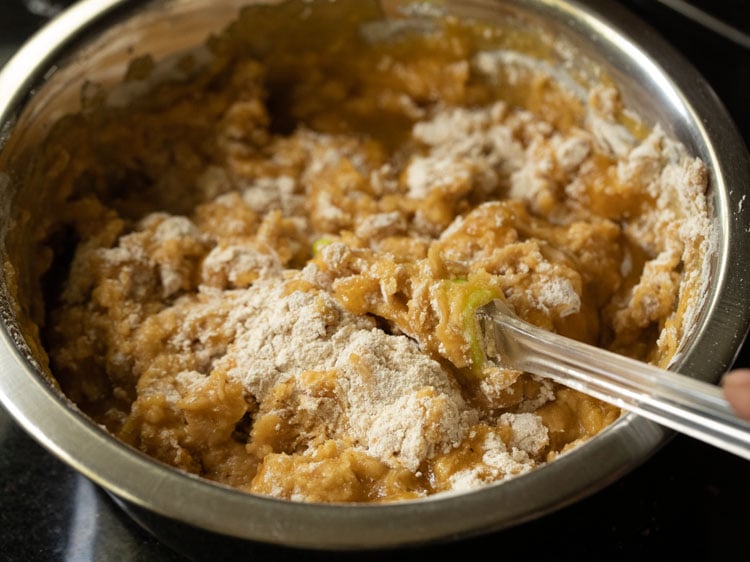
(721, 368), (750, 421)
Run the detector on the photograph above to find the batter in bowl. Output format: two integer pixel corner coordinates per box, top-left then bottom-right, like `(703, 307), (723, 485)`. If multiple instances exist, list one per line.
(21, 0), (713, 502)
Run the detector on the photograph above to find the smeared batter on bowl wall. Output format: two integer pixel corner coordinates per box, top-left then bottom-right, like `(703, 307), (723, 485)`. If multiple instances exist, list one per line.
(21, 0), (713, 502)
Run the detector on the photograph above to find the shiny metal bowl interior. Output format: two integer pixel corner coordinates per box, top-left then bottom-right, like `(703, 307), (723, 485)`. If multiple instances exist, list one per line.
(1, 0), (749, 552)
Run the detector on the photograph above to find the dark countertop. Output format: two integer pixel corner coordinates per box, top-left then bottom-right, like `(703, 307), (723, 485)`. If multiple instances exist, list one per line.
(1, 1), (749, 561)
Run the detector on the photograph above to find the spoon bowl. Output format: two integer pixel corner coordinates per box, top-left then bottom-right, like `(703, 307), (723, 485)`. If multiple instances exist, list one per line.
(477, 299), (750, 461)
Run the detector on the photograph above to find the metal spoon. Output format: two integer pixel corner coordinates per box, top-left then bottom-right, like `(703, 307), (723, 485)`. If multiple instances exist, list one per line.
(476, 299), (750, 461)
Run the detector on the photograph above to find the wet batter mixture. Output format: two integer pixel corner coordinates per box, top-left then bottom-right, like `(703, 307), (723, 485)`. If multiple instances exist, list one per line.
(21, 1), (713, 502)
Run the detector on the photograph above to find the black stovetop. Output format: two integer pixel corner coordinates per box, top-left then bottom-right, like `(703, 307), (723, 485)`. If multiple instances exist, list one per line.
(1, 1), (749, 561)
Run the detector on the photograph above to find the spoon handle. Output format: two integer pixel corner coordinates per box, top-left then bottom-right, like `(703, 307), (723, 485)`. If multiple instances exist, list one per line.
(477, 300), (750, 461)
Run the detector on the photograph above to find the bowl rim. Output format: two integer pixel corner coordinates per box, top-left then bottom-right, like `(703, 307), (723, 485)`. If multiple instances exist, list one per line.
(1, 0), (749, 550)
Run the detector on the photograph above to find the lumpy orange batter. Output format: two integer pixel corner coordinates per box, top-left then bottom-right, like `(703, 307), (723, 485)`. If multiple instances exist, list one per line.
(22, 0), (712, 503)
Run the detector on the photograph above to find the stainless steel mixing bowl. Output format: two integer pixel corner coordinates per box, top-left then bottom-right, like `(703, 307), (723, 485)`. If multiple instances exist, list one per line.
(1, 0), (748, 553)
